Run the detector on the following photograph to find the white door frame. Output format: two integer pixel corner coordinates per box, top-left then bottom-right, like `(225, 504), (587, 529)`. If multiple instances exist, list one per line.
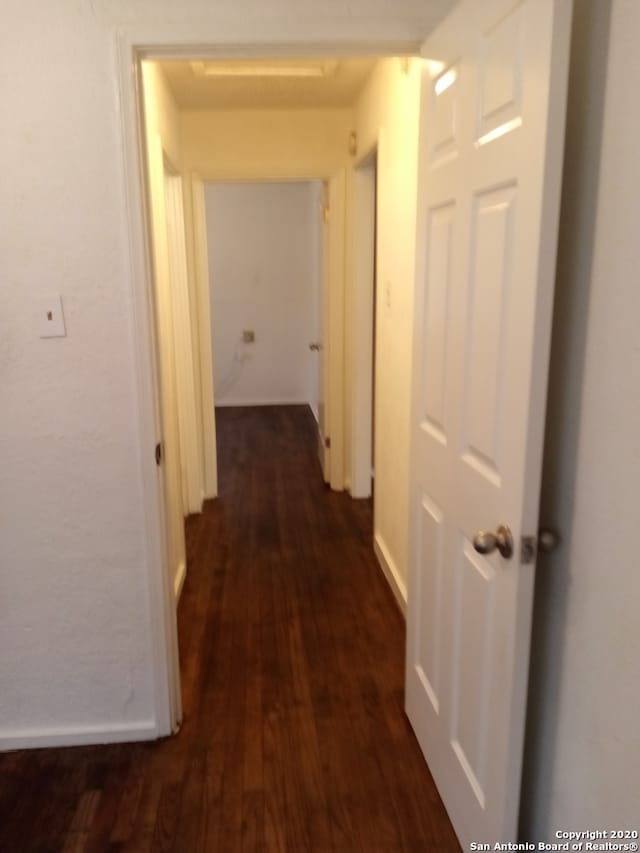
(194, 172), (345, 495)
(116, 35), (418, 733)
(350, 145), (378, 498)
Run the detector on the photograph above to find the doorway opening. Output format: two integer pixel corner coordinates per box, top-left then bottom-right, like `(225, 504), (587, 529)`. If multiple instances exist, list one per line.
(137, 53), (403, 733)
(204, 179), (326, 471)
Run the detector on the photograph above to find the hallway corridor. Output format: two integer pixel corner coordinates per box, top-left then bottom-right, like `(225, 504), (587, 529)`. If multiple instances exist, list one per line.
(0, 405), (460, 852)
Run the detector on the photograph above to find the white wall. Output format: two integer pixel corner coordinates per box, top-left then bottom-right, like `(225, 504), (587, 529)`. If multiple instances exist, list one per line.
(181, 109), (352, 180)
(350, 58), (422, 601)
(521, 0), (640, 836)
(0, 2), (160, 745)
(205, 181), (321, 407)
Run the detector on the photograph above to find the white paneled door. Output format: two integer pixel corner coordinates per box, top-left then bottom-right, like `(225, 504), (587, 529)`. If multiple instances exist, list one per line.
(406, 0), (572, 847)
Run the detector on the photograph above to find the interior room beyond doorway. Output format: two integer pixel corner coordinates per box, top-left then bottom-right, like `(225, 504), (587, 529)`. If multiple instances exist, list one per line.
(205, 180), (324, 415)
(140, 49), (423, 740)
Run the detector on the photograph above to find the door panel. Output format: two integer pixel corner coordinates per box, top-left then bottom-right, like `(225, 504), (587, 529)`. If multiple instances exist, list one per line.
(478, 3), (524, 140)
(422, 204), (453, 440)
(450, 540), (496, 807)
(463, 183), (516, 479)
(415, 494), (445, 713)
(406, 0), (572, 846)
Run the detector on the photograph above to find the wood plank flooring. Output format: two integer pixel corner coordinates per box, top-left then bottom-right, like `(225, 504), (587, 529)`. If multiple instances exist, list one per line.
(0, 405), (460, 852)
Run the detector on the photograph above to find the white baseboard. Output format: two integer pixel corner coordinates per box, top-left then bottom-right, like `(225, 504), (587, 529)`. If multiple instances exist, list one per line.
(174, 560), (186, 602)
(0, 718), (159, 752)
(215, 397), (311, 408)
(374, 533), (407, 616)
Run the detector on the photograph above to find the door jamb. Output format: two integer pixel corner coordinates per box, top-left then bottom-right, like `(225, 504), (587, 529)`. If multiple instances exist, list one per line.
(116, 44), (176, 736)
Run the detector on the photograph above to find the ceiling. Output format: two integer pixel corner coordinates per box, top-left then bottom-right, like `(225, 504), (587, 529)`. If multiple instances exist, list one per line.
(158, 58), (380, 110)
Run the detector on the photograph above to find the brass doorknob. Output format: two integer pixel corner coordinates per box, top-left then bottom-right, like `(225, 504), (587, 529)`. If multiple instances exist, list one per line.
(473, 525), (514, 559)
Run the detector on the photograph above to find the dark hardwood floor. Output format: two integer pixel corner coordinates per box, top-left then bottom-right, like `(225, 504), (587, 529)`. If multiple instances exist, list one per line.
(0, 405), (460, 852)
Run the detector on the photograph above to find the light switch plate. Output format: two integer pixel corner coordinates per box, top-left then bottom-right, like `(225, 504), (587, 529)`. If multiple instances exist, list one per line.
(37, 294), (67, 338)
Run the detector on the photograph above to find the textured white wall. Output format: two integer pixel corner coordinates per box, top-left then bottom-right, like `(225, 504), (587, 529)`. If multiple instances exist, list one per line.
(205, 182), (320, 407)
(0, 1), (156, 742)
(521, 0), (640, 836)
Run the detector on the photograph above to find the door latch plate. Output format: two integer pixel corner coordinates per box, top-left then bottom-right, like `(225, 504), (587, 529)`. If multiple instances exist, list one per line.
(520, 536), (536, 564)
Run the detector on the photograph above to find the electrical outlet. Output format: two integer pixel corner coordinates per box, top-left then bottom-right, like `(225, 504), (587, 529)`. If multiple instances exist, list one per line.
(242, 329), (255, 343)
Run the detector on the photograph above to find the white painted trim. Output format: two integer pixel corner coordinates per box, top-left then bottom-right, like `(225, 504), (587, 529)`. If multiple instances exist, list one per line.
(116, 32), (179, 739)
(0, 720), (158, 752)
(215, 397), (314, 407)
(374, 533), (407, 616)
(147, 131), (187, 730)
(130, 40), (420, 64)
(199, 172), (346, 493)
(174, 560), (187, 602)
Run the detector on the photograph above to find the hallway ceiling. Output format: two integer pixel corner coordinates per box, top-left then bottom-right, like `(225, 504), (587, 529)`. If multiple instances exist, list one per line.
(158, 58), (380, 110)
